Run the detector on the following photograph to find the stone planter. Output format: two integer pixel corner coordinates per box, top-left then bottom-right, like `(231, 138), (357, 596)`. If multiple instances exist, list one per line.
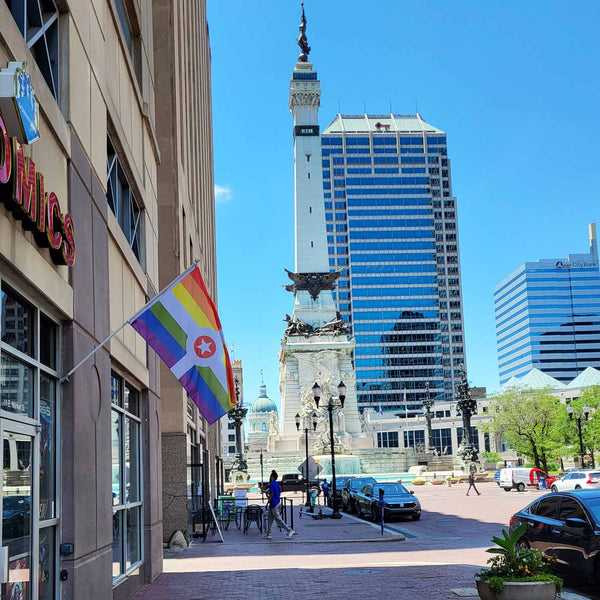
(431, 480), (445, 485)
(412, 479), (425, 486)
(476, 579), (557, 600)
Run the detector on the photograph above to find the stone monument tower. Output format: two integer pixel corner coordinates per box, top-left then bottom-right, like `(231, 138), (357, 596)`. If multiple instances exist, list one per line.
(277, 4), (363, 451)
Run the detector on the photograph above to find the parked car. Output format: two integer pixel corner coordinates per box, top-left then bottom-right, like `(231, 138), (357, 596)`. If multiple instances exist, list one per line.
(499, 467), (556, 492)
(341, 476), (376, 512)
(260, 473), (320, 493)
(509, 490), (600, 583)
(551, 470), (600, 492)
(355, 482), (421, 521)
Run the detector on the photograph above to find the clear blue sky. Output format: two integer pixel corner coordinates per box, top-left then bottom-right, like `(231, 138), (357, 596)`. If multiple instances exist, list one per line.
(207, 1), (600, 409)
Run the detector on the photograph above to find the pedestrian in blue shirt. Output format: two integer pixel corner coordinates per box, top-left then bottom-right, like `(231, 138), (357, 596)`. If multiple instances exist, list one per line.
(264, 470), (296, 540)
(321, 479), (331, 507)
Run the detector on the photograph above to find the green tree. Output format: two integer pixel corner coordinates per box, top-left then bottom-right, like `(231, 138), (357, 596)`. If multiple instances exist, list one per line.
(483, 387), (565, 472)
(566, 387), (600, 468)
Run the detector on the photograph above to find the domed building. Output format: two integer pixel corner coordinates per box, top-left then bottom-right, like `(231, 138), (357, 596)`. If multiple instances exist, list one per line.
(247, 383), (278, 450)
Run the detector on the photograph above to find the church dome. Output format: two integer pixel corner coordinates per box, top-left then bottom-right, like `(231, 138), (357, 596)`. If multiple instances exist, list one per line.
(249, 384), (277, 414)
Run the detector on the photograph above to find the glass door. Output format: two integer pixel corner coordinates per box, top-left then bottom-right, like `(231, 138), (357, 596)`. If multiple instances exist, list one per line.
(2, 423), (37, 600)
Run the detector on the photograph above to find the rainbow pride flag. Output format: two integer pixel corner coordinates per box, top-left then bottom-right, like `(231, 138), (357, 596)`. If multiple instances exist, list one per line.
(130, 265), (235, 424)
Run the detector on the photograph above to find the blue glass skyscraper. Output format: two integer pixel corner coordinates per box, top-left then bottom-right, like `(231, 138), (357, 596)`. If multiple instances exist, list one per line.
(495, 224), (600, 385)
(320, 114), (466, 412)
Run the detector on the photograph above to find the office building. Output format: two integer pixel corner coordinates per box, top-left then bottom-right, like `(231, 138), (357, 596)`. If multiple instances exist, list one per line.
(153, 0), (222, 545)
(320, 114), (466, 411)
(495, 224), (600, 385)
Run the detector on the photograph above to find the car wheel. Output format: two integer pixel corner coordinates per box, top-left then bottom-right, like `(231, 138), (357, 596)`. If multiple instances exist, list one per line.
(516, 538), (530, 550)
(411, 513), (421, 521)
(517, 483), (525, 492)
(504, 487), (512, 492)
(551, 485), (558, 493)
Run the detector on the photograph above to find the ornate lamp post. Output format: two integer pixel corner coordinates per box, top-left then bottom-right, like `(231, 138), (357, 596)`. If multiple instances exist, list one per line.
(295, 411), (318, 510)
(228, 378), (248, 477)
(422, 382), (435, 452)
(567, 403), (593, 468)
(455, 369), (479, 464)
(312, 381), (346, 519)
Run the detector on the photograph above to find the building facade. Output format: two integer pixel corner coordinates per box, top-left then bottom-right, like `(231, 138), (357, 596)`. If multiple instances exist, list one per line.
(247, 383), (278, 451)
(495, 224), (600, 385)
(153, 0), (221, 543)
(0, 0), (163, 599)
(320, 114), (466, 412)
(221, 360), (245, 458)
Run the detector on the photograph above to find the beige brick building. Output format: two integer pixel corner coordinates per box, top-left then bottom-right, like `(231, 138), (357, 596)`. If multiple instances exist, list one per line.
(0, 0), (219, 598)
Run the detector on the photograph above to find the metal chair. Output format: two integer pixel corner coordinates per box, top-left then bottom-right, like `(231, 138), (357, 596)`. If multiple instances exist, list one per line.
(243, 504), (263, 534)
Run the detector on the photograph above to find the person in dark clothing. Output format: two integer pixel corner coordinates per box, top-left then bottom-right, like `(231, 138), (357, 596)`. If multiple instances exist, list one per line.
(466, 470), (481, 496)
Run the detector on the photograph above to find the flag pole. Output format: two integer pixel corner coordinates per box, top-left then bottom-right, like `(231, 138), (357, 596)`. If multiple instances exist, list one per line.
(59, 262), (199, 383)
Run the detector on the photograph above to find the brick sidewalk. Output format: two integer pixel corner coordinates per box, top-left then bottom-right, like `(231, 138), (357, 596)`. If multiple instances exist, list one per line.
(132, 484), (596, 600)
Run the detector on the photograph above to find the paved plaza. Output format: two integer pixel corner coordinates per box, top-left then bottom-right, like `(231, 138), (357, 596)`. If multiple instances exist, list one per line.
(132, 482), (598, 600)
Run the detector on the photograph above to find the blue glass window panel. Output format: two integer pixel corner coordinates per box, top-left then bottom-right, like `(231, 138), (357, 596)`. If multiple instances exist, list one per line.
(347, 168), (372, 174)
(322, 137), (343, 146)
(336, 235), (348, 243)
(401, 157), (426, 164)
(334, 191), (346, 198)
(352, 287), (438, 297)
(328, 247), (335, 254)
(323, 182), (331, 190)
(324, 192), (331, 198)
(322, 159), (330, 167)
(333, 157), (344, 165)
(345, 148), (370, 154)
(326, 224), (333, 232)
(346, 177), (429, 186)
(352, 252), (436, 263)
(428, 157), (439, 164)
(322, 149), (330, 156)
(348, 223), (433, 234)
(426, 136), (447, 145)
(325, 213), (333, 221)
(374, 168), (399, 174)
(337, 258), (349, 265)
(329, 258), (335, 266)
(334, 202), (346, 209)
(346, 137), (370, 145)
(350, 241), (435, 251)
(374, 157), (399, 164)
(373, 148), (398, 154)
(400, 136), (424, 145)
(402, 167), (427, 174)
(347, 157), (371, 164)
(335, 212), (346, 220)
(372, 136), (396, 145)
(293, 72), (317, 81)
(327, 235), (334, 242)
(347, 197), (431, 208)
(348, 209), (431, 217)
(351, 275), (437, 285)
(333, 168), (344, 175)
(352, 264), (437, 274)
(401, 148), (426, 154)
(323, 171), (331, 179)
(335, 223), (347, 231)
(329, 148), (343, 154)
(346, 188), (429, 195)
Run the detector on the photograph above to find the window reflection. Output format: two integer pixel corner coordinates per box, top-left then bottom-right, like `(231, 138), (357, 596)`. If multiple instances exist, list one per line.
(0, 353), (34, 417)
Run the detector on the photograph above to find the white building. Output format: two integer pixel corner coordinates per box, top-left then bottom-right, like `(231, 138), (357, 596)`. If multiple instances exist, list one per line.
(247, 383), (278, 451)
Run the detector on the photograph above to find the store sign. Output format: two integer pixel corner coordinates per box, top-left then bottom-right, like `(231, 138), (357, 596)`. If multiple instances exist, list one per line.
(555, 260), (598, 270)
(0, 62), (40, 144)
(0, 111), (76, 266)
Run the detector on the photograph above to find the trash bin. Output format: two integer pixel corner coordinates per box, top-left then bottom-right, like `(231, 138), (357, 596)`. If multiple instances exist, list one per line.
(538, 477), (547, 490)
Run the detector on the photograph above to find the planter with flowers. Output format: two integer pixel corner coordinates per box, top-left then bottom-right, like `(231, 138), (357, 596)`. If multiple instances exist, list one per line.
(475, 523), (562, 599)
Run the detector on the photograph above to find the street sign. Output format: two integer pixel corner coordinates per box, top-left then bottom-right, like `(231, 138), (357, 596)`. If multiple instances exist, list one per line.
(298, 456), (322, 480)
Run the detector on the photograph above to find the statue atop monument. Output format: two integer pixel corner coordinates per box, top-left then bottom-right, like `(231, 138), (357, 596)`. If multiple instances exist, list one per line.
(297, 2), (311, 62)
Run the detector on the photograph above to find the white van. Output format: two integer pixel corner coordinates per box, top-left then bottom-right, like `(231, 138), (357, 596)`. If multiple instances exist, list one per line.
(499, 467), (551, 492)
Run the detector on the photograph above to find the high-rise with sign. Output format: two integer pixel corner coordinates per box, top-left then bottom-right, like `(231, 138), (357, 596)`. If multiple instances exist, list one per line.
(495, 223), (600, 384)
(320, 114), (466, 412)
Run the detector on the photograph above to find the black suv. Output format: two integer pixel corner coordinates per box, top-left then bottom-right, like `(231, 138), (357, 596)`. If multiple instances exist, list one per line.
(341, 477), (376, 513)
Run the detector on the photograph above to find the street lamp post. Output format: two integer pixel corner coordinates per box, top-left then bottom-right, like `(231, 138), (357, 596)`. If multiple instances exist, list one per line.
(455, 369), (479, 464)
(228, 378), (248, 477)
(312, 380), (346, 519)
(567, 403), (592, 469)
(295, 411), (318, 510)
(422, 382), (435, 452)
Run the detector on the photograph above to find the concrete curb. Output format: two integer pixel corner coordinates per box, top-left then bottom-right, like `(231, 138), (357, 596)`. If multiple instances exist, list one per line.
(225, 535), (406, 545)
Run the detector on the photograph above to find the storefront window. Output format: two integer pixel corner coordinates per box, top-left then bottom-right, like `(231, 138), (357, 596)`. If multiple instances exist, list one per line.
(111, 373), (143, 582)
(40, 374), (56, 520)
(1, 282), (60, 600)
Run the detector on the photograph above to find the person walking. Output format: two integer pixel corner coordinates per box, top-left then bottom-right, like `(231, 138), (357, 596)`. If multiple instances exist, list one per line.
(466, 469), (481, 496)
(264, 470), (297, 540)
(321, 479), (331, 507)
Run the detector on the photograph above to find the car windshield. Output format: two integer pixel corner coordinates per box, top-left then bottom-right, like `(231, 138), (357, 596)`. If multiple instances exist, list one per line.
(374, 484), (409, 495)
(351, 478), (375, 490)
